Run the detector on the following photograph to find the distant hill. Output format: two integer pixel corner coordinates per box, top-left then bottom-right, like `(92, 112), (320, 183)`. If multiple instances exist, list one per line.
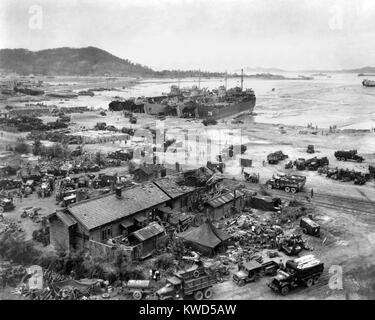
(0, 47), (155, 76)
(0, 47), (228, 78)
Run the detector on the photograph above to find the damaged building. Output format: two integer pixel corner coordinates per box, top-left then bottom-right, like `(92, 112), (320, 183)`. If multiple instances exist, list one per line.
(48, 183), (171, 254)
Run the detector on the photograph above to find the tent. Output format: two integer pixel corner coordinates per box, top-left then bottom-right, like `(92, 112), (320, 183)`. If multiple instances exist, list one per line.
(177, 220), (231, 255)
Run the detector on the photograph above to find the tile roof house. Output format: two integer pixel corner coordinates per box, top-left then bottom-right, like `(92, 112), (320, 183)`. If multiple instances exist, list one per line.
(48, 183), (171, 253)
(153, 176), (198, 211)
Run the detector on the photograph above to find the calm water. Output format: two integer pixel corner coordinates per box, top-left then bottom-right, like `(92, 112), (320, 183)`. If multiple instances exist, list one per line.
(9, 73), (375, 130)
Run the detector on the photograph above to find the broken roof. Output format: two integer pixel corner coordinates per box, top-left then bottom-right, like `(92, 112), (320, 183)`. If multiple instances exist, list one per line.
(132, 222), (165, 242)
(153, 177), (196, 199)
(67, 183), (170, 230)
(206, 191), (244, 208)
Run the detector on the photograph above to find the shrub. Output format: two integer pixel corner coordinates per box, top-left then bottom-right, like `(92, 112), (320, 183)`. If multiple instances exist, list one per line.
(14, 142), (30, 154)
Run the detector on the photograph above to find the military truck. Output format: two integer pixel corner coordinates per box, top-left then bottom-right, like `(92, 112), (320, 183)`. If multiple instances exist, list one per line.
(266, 174), (306, 193)
(156, 266), (216, 300)
(294, 158), (306, 170)
(122, 280), (155, 300)
(334, 150), (364, 162)
(267, 151), (288, 164)
(267, 255), (324, 295)
(0, 198), (15, 212)
(305, 157), (329, 171)
(307, 145), (315, 154)
(233, 260), (279, 286)
(300, 217), (320, 237)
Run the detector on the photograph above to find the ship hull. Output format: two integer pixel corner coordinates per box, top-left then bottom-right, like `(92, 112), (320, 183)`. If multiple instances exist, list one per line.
(197, 98), (256, 120)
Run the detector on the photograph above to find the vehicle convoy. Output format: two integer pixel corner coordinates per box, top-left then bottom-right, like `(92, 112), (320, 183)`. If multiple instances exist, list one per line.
(156, 266), (216, 300)
(300, 217), (320, 237)
(267, 151), (288, 164)
(268, 255), (324, 295)
(266, 174), (306, 193)
(233, 260), (279, 286)
(334, 150), (364, 162)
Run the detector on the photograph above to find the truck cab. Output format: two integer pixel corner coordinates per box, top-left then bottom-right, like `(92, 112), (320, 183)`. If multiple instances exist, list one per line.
(156, 276), (182, 300)
(268, 255), (324, 295)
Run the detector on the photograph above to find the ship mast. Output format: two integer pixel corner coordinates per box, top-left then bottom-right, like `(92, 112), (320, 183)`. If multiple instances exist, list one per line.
(240, 68), (244, 91)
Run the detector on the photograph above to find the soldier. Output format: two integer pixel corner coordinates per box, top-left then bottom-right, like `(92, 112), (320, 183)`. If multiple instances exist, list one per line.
(310, 188), (314, 198)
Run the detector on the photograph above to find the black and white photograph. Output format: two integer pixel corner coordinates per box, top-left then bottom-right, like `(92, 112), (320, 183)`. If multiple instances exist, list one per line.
(0, 0), (375, 307)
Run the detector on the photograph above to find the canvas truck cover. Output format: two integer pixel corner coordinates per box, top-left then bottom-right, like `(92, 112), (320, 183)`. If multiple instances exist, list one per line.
(248, 196), (279, 211)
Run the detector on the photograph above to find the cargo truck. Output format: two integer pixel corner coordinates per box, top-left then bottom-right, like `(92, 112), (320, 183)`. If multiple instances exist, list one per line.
(265, 174), (306, 193)
(334, 150), (364, 162)
(156, 266), (216, 300)
(267, 255), (324, 295)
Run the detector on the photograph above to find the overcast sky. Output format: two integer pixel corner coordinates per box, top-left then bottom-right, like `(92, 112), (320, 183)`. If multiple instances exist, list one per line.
(1, 0), (375, 71)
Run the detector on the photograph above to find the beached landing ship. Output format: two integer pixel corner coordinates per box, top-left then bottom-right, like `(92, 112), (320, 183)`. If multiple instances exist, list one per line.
(109, 72), (256, 120)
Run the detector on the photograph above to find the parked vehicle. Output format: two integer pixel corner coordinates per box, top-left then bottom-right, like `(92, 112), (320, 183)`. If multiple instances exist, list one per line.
(305, 157), (329, 171)
(284, 161), (293, 169)
(300, 217), (320, 237)
(334, 150), (364, 162)
(268, 255), (324, 295)
(122, 280), (155, 300)
(294, 158), (306, 170)
(267, 151), (288, 164)
(233, 260), (279, 286)
(0, 198), (15, 212)
(266, 174), (306, 193)
(307, 145), (315, 154)
(156, 266), (216, 300)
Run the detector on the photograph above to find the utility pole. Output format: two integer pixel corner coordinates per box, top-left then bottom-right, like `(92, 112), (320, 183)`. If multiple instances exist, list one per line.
(198, 70), (201, 89)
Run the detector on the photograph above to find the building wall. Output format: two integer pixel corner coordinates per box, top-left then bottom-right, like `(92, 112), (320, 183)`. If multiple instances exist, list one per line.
(49, 217), (71, 252)
(207, 196), (244, 221)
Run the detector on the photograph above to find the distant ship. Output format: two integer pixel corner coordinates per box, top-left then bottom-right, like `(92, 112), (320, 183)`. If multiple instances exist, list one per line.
(362, 79), (375, 87)
(109, 70), (256, 119)
(46, 91), (78, 98)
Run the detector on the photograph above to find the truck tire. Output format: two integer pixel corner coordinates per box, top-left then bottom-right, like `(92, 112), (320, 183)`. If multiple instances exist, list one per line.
(280, 286), (289, 296)
(290, 187), (296, 193)
(313, 275), (320, 284)
(203, 288), (213, 299)
(133, 291), (142, 300)
(238, 279), (246, 287)
(285, 187), (290, 193)
(302, 228), (307, 234)
(305, 278), (313, 287)
(194, 290), (204, 300)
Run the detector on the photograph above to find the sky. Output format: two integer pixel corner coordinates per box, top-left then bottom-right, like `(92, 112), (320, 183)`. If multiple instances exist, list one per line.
(1, 0), (375, 71)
